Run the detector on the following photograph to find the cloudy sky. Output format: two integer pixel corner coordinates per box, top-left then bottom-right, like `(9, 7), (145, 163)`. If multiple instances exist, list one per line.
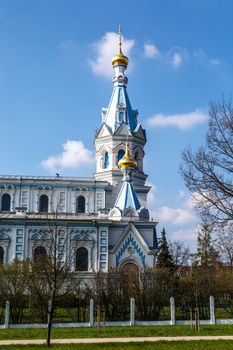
(0, 0), (232, 249)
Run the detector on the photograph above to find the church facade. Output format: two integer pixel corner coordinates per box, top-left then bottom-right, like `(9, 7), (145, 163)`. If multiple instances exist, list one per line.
(0, 31), (158, 275)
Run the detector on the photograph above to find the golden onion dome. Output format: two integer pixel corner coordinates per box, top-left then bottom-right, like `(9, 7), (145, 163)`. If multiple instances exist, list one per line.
(112, 25), (129, 67)
(118, 142), (137, 169)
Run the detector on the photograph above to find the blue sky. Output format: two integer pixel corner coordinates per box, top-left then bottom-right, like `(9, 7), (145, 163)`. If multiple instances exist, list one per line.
(0, 0), (233, 248)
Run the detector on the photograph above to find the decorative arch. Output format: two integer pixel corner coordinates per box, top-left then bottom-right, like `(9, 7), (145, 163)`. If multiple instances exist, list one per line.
(0, 246), (4, 264)
(39, 194), (49, 213)
(1, 193), (11, 211)
(76, 247), (88, 271)
(34, 246), (47, 262)
(76, 196), (85, 213)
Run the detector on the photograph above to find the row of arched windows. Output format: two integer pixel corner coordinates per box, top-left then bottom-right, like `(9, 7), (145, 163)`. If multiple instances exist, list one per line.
(34, 246), (88, 271)
(39, 194), (86, 213)
(102, 150), (141, 169)
(0, 194), (86, 213)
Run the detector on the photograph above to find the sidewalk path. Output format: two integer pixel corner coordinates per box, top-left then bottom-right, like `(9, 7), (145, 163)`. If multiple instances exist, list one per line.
(1, 336), (233, 345)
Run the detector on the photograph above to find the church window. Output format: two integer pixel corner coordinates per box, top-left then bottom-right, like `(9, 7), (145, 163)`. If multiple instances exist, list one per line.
(117, 150), (125, 162)
(39, 194), (49, 213)
(0, 246), (4, 264)
(76, 196), (85, 213)
(119, 111), (124, 122)
(1, 193), (11, 211)
(34, 246), (46, 262)
(76, 247), (88, 271)
(104, 151), (109, 169)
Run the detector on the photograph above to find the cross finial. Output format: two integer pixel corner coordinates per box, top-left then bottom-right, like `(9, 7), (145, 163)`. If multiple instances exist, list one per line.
(118, 24), (122, 53)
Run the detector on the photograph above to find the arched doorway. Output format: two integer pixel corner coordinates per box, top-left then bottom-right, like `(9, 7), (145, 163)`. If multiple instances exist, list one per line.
(120, 262), (139, 294)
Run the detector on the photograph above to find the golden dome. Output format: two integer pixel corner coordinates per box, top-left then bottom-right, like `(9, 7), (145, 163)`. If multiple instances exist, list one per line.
(112, 25), (129, 67)
(118, 142), (137, 169)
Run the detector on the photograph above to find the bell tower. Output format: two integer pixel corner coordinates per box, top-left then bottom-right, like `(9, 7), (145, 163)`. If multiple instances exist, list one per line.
(94, 27), (147, 188)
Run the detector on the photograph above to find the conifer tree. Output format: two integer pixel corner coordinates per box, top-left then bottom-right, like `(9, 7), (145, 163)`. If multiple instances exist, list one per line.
(157, 228), (174, 270)
(193, 224), (219, 267)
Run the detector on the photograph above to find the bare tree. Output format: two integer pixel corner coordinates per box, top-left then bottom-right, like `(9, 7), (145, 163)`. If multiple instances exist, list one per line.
(29, 212), (81, 347)
(169, 240), (191, 268)
(215, 223), (233, 266)
(180, 97), (233, 225)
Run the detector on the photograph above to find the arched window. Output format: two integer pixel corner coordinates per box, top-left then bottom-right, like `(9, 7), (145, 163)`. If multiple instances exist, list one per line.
(119, 111), (124, 122)
(104, 151), (109, 169)
(0, 246), (4, 264)
(76, 247), (88, 271)
(34, 246), (46, 262)
(117, 150), (125, 162)
(39, 195), (49, 213)
(76, 196), (85, 213)
(1, 193), (11, 211)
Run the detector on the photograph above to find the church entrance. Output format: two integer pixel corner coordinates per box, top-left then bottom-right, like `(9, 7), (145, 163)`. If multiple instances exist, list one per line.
(120, 262), (139, 295)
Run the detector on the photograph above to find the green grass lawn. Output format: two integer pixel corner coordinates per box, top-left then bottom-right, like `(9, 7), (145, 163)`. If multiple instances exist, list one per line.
(0, 341), (233, 350)
(1, 325), (233, 340)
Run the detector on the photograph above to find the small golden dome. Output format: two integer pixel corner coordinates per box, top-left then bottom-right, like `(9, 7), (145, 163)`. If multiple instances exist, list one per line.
(112, 25), (129, 67)
(118, 142), (137, 169)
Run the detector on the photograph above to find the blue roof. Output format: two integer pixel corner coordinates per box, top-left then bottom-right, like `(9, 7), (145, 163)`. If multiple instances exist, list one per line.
(103, 85), (138, 133)
(115, 181), (141, 211)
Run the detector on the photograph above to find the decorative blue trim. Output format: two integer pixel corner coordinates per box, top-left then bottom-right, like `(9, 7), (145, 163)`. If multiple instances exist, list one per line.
(116, 234), (145, 266)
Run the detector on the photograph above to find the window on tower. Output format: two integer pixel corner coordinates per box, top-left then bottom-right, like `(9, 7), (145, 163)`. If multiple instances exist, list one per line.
(117, 149), (125, 163)
(119, 111), (124, 122)
(104, 151), (109, 169)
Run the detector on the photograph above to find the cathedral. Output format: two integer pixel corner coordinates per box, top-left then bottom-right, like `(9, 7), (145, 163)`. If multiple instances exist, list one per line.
(0, 30), (158, 275)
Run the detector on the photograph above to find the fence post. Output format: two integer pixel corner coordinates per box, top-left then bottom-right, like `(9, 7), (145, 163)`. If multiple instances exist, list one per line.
(210, 295), (215, 325)
(89, 299), (94, 327)
(170, 297), (175, 325)
(130, 298), (135, 326)
(4, 301), (10, 329)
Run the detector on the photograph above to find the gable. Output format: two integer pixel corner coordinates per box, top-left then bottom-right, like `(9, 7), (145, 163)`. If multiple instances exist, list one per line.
(110, 223), (150, 267)
(134, 124), (146, 141)
(114, 122), (132, 136)
(95, 123), (112, 138)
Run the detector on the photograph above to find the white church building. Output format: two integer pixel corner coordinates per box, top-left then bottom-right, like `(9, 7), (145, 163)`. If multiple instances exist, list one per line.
(0, 31), (158, 275)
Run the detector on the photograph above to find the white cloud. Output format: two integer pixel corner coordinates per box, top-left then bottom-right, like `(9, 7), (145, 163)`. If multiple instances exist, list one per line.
(154, 206), (195, 225)
(147, 109), (208, 131)
(171, 51), (183, 68)
(41, 140), (95, 172)
(89, 32), (135, 78)
(209, 58), (221, 65)
(172, 229), (197, 241)
(144, 43), (161, 59)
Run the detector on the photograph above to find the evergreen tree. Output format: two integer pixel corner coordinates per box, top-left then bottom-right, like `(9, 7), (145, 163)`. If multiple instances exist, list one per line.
(193, 224), (219, 267)
(157, 228), (174, 270)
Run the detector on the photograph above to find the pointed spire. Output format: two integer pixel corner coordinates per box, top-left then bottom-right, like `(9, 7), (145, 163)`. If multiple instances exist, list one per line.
(112, 25), (129, 67)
